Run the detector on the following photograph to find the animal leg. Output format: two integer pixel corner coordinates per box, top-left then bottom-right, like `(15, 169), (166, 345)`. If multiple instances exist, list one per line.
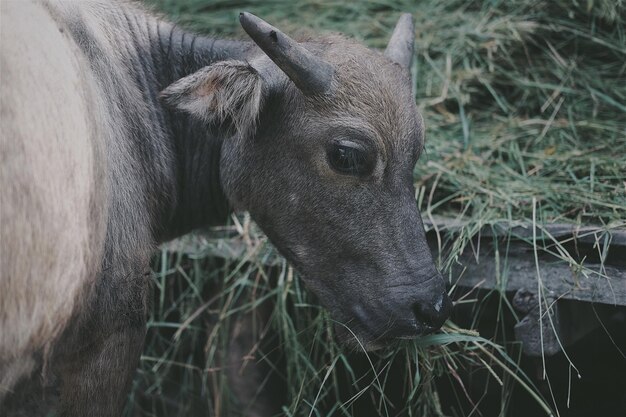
(57, 324), (146, 417)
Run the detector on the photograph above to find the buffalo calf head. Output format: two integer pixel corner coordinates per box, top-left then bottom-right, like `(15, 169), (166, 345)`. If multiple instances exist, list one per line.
(162, 13), (452, 349)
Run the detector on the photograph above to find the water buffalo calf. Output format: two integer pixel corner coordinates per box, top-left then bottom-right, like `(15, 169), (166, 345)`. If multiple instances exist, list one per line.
(0, 1), (451, 415)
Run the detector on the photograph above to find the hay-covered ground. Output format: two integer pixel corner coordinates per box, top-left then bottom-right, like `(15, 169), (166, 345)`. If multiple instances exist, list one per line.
(130, 1), (626, 416)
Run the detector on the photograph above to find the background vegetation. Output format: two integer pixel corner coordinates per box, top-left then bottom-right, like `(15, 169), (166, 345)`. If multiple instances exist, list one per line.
(130, 1), (625, 416)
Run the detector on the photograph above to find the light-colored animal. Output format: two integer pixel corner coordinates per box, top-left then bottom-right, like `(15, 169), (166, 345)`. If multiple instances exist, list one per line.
(0, 1), (451, 415)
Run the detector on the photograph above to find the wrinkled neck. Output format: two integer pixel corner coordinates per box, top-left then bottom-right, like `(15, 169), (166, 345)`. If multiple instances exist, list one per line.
(152, 22), (255, 241)
(151, 21), (253, 91)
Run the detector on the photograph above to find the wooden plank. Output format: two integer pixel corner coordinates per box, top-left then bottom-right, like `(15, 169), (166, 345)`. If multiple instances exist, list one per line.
(424, 218), (626, 306)
(444, 242), (626, 306)
(423, 216), (626, 247)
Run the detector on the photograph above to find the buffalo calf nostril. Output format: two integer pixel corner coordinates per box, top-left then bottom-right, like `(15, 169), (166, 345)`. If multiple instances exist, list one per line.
(412, 293), (452, 330)
(412, 302), (435, 328)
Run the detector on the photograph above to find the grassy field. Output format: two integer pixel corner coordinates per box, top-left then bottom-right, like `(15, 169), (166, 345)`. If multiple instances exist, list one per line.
(129, 1), (626, 416)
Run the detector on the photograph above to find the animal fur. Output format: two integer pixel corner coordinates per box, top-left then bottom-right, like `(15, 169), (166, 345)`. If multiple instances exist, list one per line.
(0, 1), (450, 415)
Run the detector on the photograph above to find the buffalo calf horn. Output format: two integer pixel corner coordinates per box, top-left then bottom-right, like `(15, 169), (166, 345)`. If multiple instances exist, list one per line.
(239, 12), (333, 96)
(384, 13), (415, 70)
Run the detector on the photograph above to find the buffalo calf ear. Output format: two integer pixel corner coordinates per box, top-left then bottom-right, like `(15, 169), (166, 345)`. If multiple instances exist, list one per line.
(160, 60), (264, 136)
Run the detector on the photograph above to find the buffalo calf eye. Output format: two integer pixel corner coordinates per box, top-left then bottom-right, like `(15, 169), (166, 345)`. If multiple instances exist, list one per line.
(327, 141), (375, 176)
